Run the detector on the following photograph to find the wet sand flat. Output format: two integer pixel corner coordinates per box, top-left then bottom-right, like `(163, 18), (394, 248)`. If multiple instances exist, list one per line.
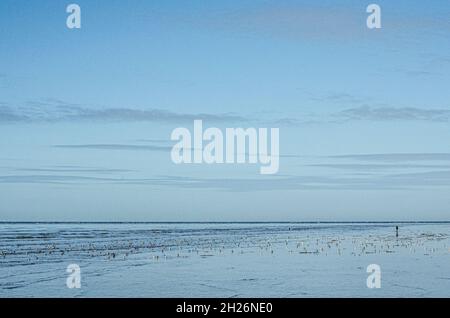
(0, 222), (449, 297)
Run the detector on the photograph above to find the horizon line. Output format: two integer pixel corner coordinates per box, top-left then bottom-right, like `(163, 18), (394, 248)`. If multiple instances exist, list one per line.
(1, 221), (449, 224)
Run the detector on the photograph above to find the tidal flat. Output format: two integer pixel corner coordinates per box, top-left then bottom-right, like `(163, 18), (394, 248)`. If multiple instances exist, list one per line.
(0, 222), (449, 297)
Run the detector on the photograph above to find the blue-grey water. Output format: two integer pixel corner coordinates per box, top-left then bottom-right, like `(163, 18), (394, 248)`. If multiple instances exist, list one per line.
(0, 222), (449, 297)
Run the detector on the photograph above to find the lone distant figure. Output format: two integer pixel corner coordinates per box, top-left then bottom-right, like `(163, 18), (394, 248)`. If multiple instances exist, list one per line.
(396, 226), (399, 237)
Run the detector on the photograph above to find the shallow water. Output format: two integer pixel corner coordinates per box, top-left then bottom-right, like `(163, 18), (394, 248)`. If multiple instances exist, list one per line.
(0, 222), (449, 297)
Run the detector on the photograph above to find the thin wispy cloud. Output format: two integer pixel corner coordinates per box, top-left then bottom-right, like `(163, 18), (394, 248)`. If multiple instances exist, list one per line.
(134, 139), (171, 144)
(0, 99), (303, 126)
(63, 107), (248, 123)
(3, 99), (450, 126)
(0, 175), (119, 185)
(14, 166), (134, 174)
(2, 170), (450, 191)
(0, 100), (249, 124)
(308, 163), (450, 170)
(310, 92), (368, 105)
(335, 106), (450, 122)
(331, 153), (450, 162)
(53, 144), (172, 152)
(306, 90), (450, 123)
(155, 171), (450, 191)
(0, 106), (28, 122)
(53, 143), (301, 160)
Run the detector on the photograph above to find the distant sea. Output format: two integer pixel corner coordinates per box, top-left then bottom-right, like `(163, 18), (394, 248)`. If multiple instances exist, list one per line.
(1, 222), (449, 297)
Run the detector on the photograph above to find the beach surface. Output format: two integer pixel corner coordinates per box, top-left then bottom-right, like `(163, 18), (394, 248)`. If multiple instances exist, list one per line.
(0, 222), (449, 297)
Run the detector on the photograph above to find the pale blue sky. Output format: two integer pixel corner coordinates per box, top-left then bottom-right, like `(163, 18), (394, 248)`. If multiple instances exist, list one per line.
(1, 0), (450, 221)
